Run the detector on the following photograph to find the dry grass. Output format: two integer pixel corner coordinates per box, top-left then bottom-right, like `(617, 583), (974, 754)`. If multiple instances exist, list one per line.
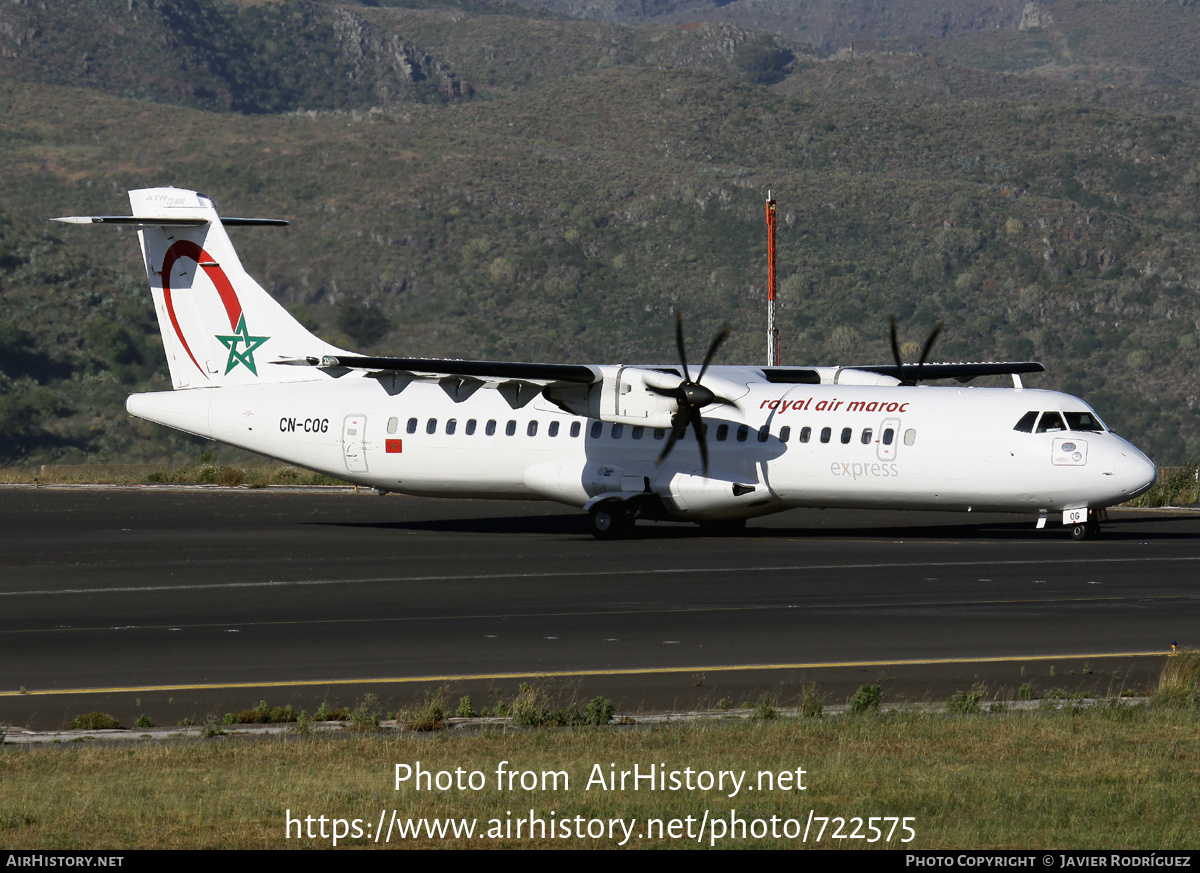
(2, 707), (1196, 849)
(1152, 649), (1200, 709)
(0, 464), (347, 487)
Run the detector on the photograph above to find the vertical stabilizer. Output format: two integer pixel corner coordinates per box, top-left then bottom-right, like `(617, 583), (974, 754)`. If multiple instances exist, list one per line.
(125, 188), (349, 389)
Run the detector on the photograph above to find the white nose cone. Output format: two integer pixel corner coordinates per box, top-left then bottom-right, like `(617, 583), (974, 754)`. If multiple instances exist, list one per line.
(1115, 447), (1157, 500)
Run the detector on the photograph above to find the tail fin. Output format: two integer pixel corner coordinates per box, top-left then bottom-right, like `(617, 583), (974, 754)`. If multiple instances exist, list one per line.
(58, 187), (350, 389)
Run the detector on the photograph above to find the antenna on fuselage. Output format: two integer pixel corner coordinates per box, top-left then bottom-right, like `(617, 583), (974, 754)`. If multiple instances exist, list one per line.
(766, 190), (780, 366)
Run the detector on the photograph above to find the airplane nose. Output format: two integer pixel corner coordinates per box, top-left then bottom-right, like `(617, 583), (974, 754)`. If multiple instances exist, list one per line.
(1113, 447), (1157, 500)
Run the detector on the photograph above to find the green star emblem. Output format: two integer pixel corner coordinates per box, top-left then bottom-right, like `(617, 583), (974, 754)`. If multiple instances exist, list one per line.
(216, 315), (269, 376)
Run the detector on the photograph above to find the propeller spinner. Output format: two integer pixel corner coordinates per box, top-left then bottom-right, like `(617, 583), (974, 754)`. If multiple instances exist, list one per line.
(649, 312), (736, 476)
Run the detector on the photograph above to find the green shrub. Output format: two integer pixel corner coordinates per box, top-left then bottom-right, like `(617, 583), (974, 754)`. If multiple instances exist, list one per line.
(799, 683), (824, 719)
(948, 684), (985, 715)
(1018, 683), (1035, 700)
(350, 694), (383, 731)
(200, 717), (224, 738)
(751, 697), (779, 720)
(399, 690), (446, 732)
(134, 715), (153, 729)
(583, 696), (615, 726)
(511, 684), (556, 727)
(848, 685), (883, 715)
(455, 696), (476, 719)
(71, 712), (120, 730)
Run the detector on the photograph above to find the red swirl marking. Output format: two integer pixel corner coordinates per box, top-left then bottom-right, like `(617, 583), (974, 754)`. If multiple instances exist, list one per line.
(160, 240), (243, 378)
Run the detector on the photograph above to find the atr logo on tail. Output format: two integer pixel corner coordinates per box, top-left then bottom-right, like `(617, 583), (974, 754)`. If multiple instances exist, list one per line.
(161, 239), (269, 378)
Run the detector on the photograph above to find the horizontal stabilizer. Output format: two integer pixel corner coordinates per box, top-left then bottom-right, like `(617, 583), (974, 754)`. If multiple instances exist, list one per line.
(51, 216), (288, 227)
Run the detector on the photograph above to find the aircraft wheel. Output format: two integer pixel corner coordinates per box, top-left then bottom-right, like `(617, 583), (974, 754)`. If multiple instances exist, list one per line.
(1070, 522), (1094, 541)
(589, 502), (633, 540)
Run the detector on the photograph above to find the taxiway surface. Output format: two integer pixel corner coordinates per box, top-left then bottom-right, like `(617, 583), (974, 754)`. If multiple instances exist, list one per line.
(2, 487), (1195, 728)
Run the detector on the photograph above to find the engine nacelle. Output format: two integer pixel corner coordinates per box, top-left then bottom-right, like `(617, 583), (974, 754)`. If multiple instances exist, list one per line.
(543, 366), (680, 428)
(658, 471), (766, 518)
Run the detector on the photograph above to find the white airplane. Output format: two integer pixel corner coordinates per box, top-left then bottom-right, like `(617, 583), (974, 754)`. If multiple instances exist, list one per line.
(54, 187), (1157, 540)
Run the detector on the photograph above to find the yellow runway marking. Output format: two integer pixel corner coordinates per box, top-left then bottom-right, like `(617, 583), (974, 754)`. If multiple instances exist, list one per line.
(0, 651), (1171, 697)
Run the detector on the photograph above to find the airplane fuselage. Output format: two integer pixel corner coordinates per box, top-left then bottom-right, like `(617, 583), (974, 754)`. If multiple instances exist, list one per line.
(128, 365), (1156, 521)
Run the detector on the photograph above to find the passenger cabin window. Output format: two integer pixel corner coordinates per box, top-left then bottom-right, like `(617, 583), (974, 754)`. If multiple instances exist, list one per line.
(716, 424), (729, 441)
(799, 427), (811, 444)
(904, 429), (916, 446)
(590, 422), (602, 439)
(653, 428), (665, 440)
(407, 418), (418, 435)
(612, 424), (623, 439)
(387, 417), (398, 435)
(486, 420), (497, 436)
(570, 422), (581, 438)
(632, 426), (644, 439)
(736, 425), (749, 442)
(527, 421), (538, 437)
(1013, 411), (1038, 433)
(840, 427), (852, 445)
(1065, 412), (1104, 432)
(445, 419), (456, 435)
(506, 420), (517, 436)
(426, 418), (437, 435)
(466, 419), (477, 435)
(1036, 412), (1066, 434)
(757, 425), (770, 443)
(820, 427), (832, 444)
(780, 426), (791, 443)
(882, 428), (895, 446)
(549, 421), (560, 437)
(861, 428), (872, 445)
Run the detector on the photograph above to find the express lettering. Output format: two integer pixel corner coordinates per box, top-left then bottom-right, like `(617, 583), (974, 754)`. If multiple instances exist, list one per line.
(279, 417), (330, 433)
(760, 399), (909, 414)
(830, 462), (900, 480)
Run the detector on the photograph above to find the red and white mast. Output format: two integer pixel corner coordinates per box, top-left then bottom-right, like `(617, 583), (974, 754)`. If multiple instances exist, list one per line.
(766, 190), (779, 366)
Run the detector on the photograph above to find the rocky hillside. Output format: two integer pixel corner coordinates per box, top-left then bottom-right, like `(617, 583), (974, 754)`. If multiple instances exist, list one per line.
(0, 0), (470, 113)
(3, 0), (1200, 467)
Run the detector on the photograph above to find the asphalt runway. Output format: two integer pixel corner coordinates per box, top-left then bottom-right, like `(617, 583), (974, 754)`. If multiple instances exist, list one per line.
(1, 486), (1196, 730)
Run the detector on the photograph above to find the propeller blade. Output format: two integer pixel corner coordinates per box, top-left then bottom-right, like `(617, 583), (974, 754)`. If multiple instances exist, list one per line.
(656, 413), (688, 466)
(688, 406), (709, 477)
(916, 322), (944, 383)
(674, 311), (691, 384)
(889, 316), (907, 384)
(655, 312), (731, 477)
(697, 324), (731, 383)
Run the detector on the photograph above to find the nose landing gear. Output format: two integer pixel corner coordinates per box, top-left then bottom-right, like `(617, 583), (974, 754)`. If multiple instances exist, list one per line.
(1068, 508), (1106, 541)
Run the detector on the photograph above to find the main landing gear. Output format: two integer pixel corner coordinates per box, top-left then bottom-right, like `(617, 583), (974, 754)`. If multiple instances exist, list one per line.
(588, 500), (635, 540)
(586, 498), (750, 540)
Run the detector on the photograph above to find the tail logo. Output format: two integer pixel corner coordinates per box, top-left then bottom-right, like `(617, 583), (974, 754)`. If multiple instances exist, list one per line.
(160, 240), (270, 378)
(216, 315), (269, 376)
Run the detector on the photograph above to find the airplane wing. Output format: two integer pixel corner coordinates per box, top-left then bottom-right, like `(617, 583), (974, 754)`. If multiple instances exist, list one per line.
(307, 355), (601, 384)
(761, 362), (1045, 385)
(853, 362), (1046, 382)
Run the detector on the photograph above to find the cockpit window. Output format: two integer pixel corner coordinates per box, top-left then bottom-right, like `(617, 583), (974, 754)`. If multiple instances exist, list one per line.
(1064, 411), (1104, 432)
(1013, 411), (1038, 433)
(1035, 411), (1066, 434)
